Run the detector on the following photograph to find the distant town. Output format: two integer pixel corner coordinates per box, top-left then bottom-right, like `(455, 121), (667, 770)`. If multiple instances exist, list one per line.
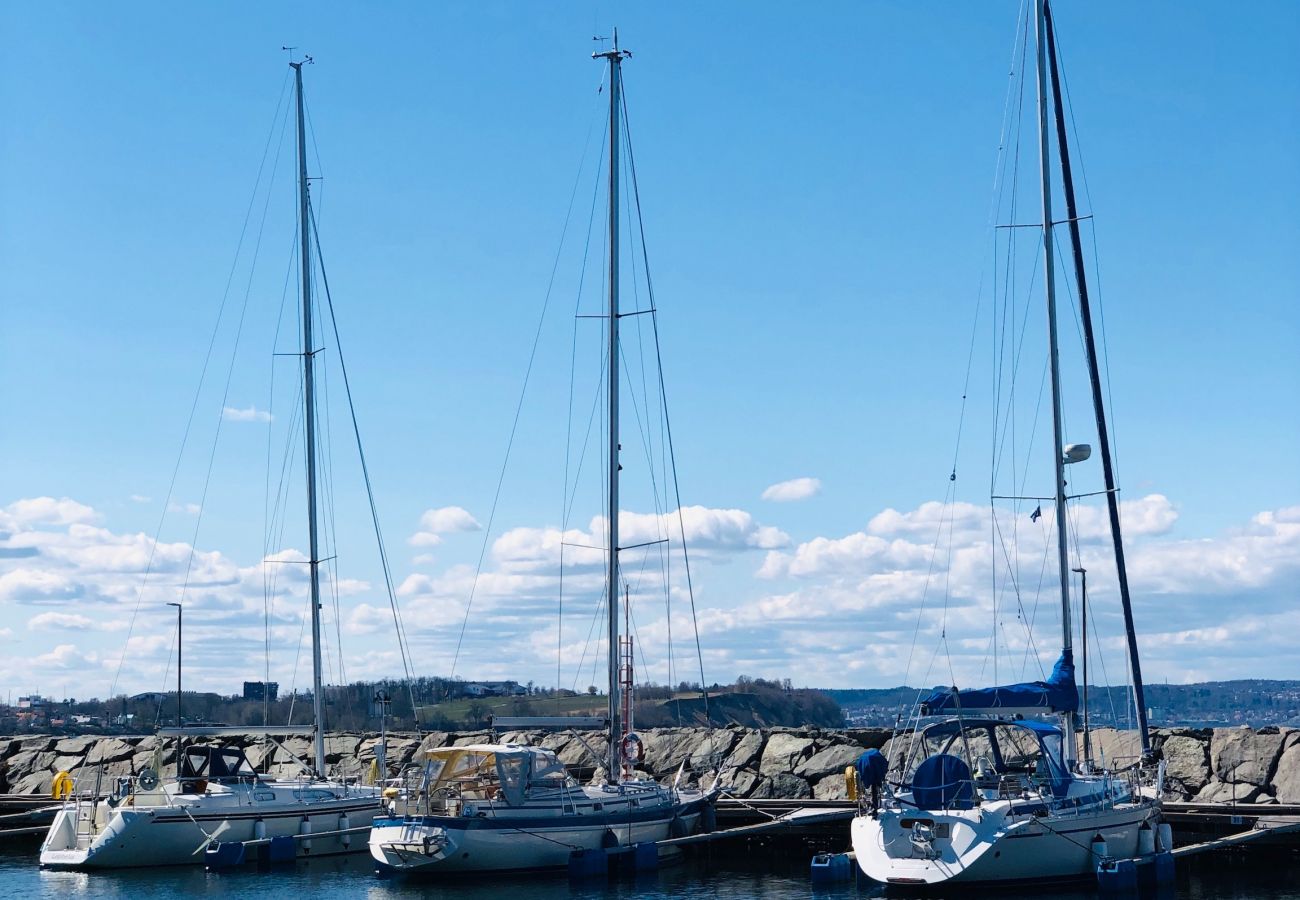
(4, 677), (1298, 736)
(830, 679), (1300, 730)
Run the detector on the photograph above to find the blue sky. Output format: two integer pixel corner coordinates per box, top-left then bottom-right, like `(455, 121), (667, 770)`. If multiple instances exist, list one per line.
(1, 2), (1297, 704)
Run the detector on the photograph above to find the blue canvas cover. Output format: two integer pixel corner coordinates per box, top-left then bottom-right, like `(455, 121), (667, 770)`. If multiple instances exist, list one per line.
(919, 649), (1078, 715)
(855, 749), (888, 789)
(910, 753), (974, 809)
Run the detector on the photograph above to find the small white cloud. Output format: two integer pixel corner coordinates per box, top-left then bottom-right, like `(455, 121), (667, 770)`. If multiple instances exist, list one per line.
(168, 502), (202, 516)
(222, 405), (273, 423)
(129, 494), (152, 504)
(409, 506), (481, 546)
(28, 611), (95, 631)
(761, 477), (822, 503)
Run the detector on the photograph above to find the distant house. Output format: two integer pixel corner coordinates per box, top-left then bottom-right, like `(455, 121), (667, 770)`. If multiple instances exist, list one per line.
(462, 681), (525, 698)
(16, 695), (46, 709)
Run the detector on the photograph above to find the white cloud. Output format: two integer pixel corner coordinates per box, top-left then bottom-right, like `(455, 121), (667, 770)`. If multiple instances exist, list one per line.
(1, 497), (98, 529)
(761, 477), (822, 502)
(0, 569), (82, 605)
(168, 502), (202, 516)
(221, 405), (273, 423)
(34, 643), (98, 670)
(28, 611), (96, 630)
(129, 495), (152, 504)
(409, 506), (481, 547)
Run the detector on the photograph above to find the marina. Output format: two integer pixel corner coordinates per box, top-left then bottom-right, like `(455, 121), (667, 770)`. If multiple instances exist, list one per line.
(1, 0), (1297, 896)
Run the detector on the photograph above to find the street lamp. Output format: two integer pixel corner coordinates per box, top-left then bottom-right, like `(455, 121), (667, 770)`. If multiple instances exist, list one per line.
(166, 602), (182, 728)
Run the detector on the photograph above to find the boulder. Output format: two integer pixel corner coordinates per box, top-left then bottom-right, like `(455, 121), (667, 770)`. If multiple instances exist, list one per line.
(1270, 739), (1300, 804)
(53, 735), (98, 756)
(1193, 780), (1264, 804)
(813, 772), (853, 800)
(640, 728), (706, 776)
(758, 732), (815, 777)
(1160, 735), (1210, 792)
(452, 732), (492, 747)
(689, 729), (738, 773)
(844, 728), (891, 750)
(13, 770), (53, 795)
(324, 733), (360, 763)
(1210, 727), (1286, 786)
(723, 731), (765, 772)
(9, 736), (57, 756)
(727, 768), (761, 797)
(767, 772), (812, 799)
(85, 738), (137, 765)
(795, 744), (865, 782)
(1089, 728), (1143, 769)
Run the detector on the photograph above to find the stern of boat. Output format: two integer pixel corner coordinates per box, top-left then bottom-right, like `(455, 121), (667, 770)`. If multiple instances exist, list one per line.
(368, 817), (455, 874)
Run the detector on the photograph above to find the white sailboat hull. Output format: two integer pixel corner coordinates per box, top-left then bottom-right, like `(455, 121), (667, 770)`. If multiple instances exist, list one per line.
(39, 783), (380, 870)
(851, 798), (1158, 887)
(369, 784), (710, 875)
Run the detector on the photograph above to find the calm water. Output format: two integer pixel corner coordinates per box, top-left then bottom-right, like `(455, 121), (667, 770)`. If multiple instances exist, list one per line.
(0, 841), (1295, 899)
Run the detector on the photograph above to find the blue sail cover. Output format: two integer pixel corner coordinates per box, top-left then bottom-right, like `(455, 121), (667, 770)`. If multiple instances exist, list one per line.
(920, 649), (1078, 715)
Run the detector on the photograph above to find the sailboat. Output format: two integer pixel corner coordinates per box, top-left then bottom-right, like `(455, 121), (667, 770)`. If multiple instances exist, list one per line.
(367, 32), (717, 877)
(850, 0), (1164, 887)
(39, 59), (383, 870)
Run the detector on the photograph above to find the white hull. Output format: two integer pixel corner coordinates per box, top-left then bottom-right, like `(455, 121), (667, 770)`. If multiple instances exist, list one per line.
(369, 779), (709, 875)
(851, 798), (1158, 886)
(40, 782), (380, 870)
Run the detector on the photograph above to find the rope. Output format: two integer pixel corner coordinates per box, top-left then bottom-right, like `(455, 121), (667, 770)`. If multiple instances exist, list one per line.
(452, 69), (608, 684)
(108, 70), (293, 701)
(620, 86), (710, 727)
(308, 205), (413, 717)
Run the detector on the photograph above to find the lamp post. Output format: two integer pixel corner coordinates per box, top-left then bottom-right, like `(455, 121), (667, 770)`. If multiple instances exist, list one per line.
(166, 602), (182, 728)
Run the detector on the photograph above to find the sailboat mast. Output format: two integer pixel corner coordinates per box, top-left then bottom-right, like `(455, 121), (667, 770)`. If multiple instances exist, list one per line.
(595, 31), (630, 785)
(1042, 0), (1151, 757)
(291, 60), (327, 779)
(1032, 0), (1076, 766)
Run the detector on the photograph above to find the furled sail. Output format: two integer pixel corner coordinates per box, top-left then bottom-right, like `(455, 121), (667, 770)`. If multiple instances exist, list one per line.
(920, 649), (1078, 716)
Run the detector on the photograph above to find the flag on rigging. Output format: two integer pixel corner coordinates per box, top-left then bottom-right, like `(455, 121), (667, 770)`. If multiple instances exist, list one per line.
(1030, 505), (1042, 523)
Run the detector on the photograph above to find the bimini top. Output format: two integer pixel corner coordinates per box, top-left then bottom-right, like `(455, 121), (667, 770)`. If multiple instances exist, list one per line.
(919, 649), (1078, 716)
(422, 743), (572, 806)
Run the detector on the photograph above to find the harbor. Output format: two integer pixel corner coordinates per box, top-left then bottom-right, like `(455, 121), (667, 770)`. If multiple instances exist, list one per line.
(1, 0), (1297, 895)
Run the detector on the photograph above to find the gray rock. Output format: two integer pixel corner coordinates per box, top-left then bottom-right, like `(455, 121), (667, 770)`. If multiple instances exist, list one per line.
(53, 735), (98, 756)
(85, 738), (137, 765)
(324, 733), (360, 763)
(795, 744), (864, 781)
(1193, 780), (1264, 804)
(1089, 728), (1144, 770)
(1270, 739), (1300, 803)
(758, 732), (815, 777)
(767, 772), (812, 799)
(813, 772), (853, 800)
(723, 731), (765, 772)
(727, 768), (761, 797)
(1210, 727), (1286, 786)
(689, 730), (738, 774)
(1160, 735), (1210, 792)
(13, 771), (53, 795)
(640, 728), (706, 776)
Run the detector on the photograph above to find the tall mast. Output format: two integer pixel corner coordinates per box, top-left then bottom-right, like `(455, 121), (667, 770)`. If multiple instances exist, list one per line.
(1043, 0), (1150, 756)
(1033, 0), (1076, 766)
(291, 59), (327, 779)
(594, 30), (630, 785)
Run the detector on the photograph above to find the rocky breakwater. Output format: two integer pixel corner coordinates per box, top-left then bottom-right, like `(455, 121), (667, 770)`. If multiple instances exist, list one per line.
(2, 725), (1297, 805)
